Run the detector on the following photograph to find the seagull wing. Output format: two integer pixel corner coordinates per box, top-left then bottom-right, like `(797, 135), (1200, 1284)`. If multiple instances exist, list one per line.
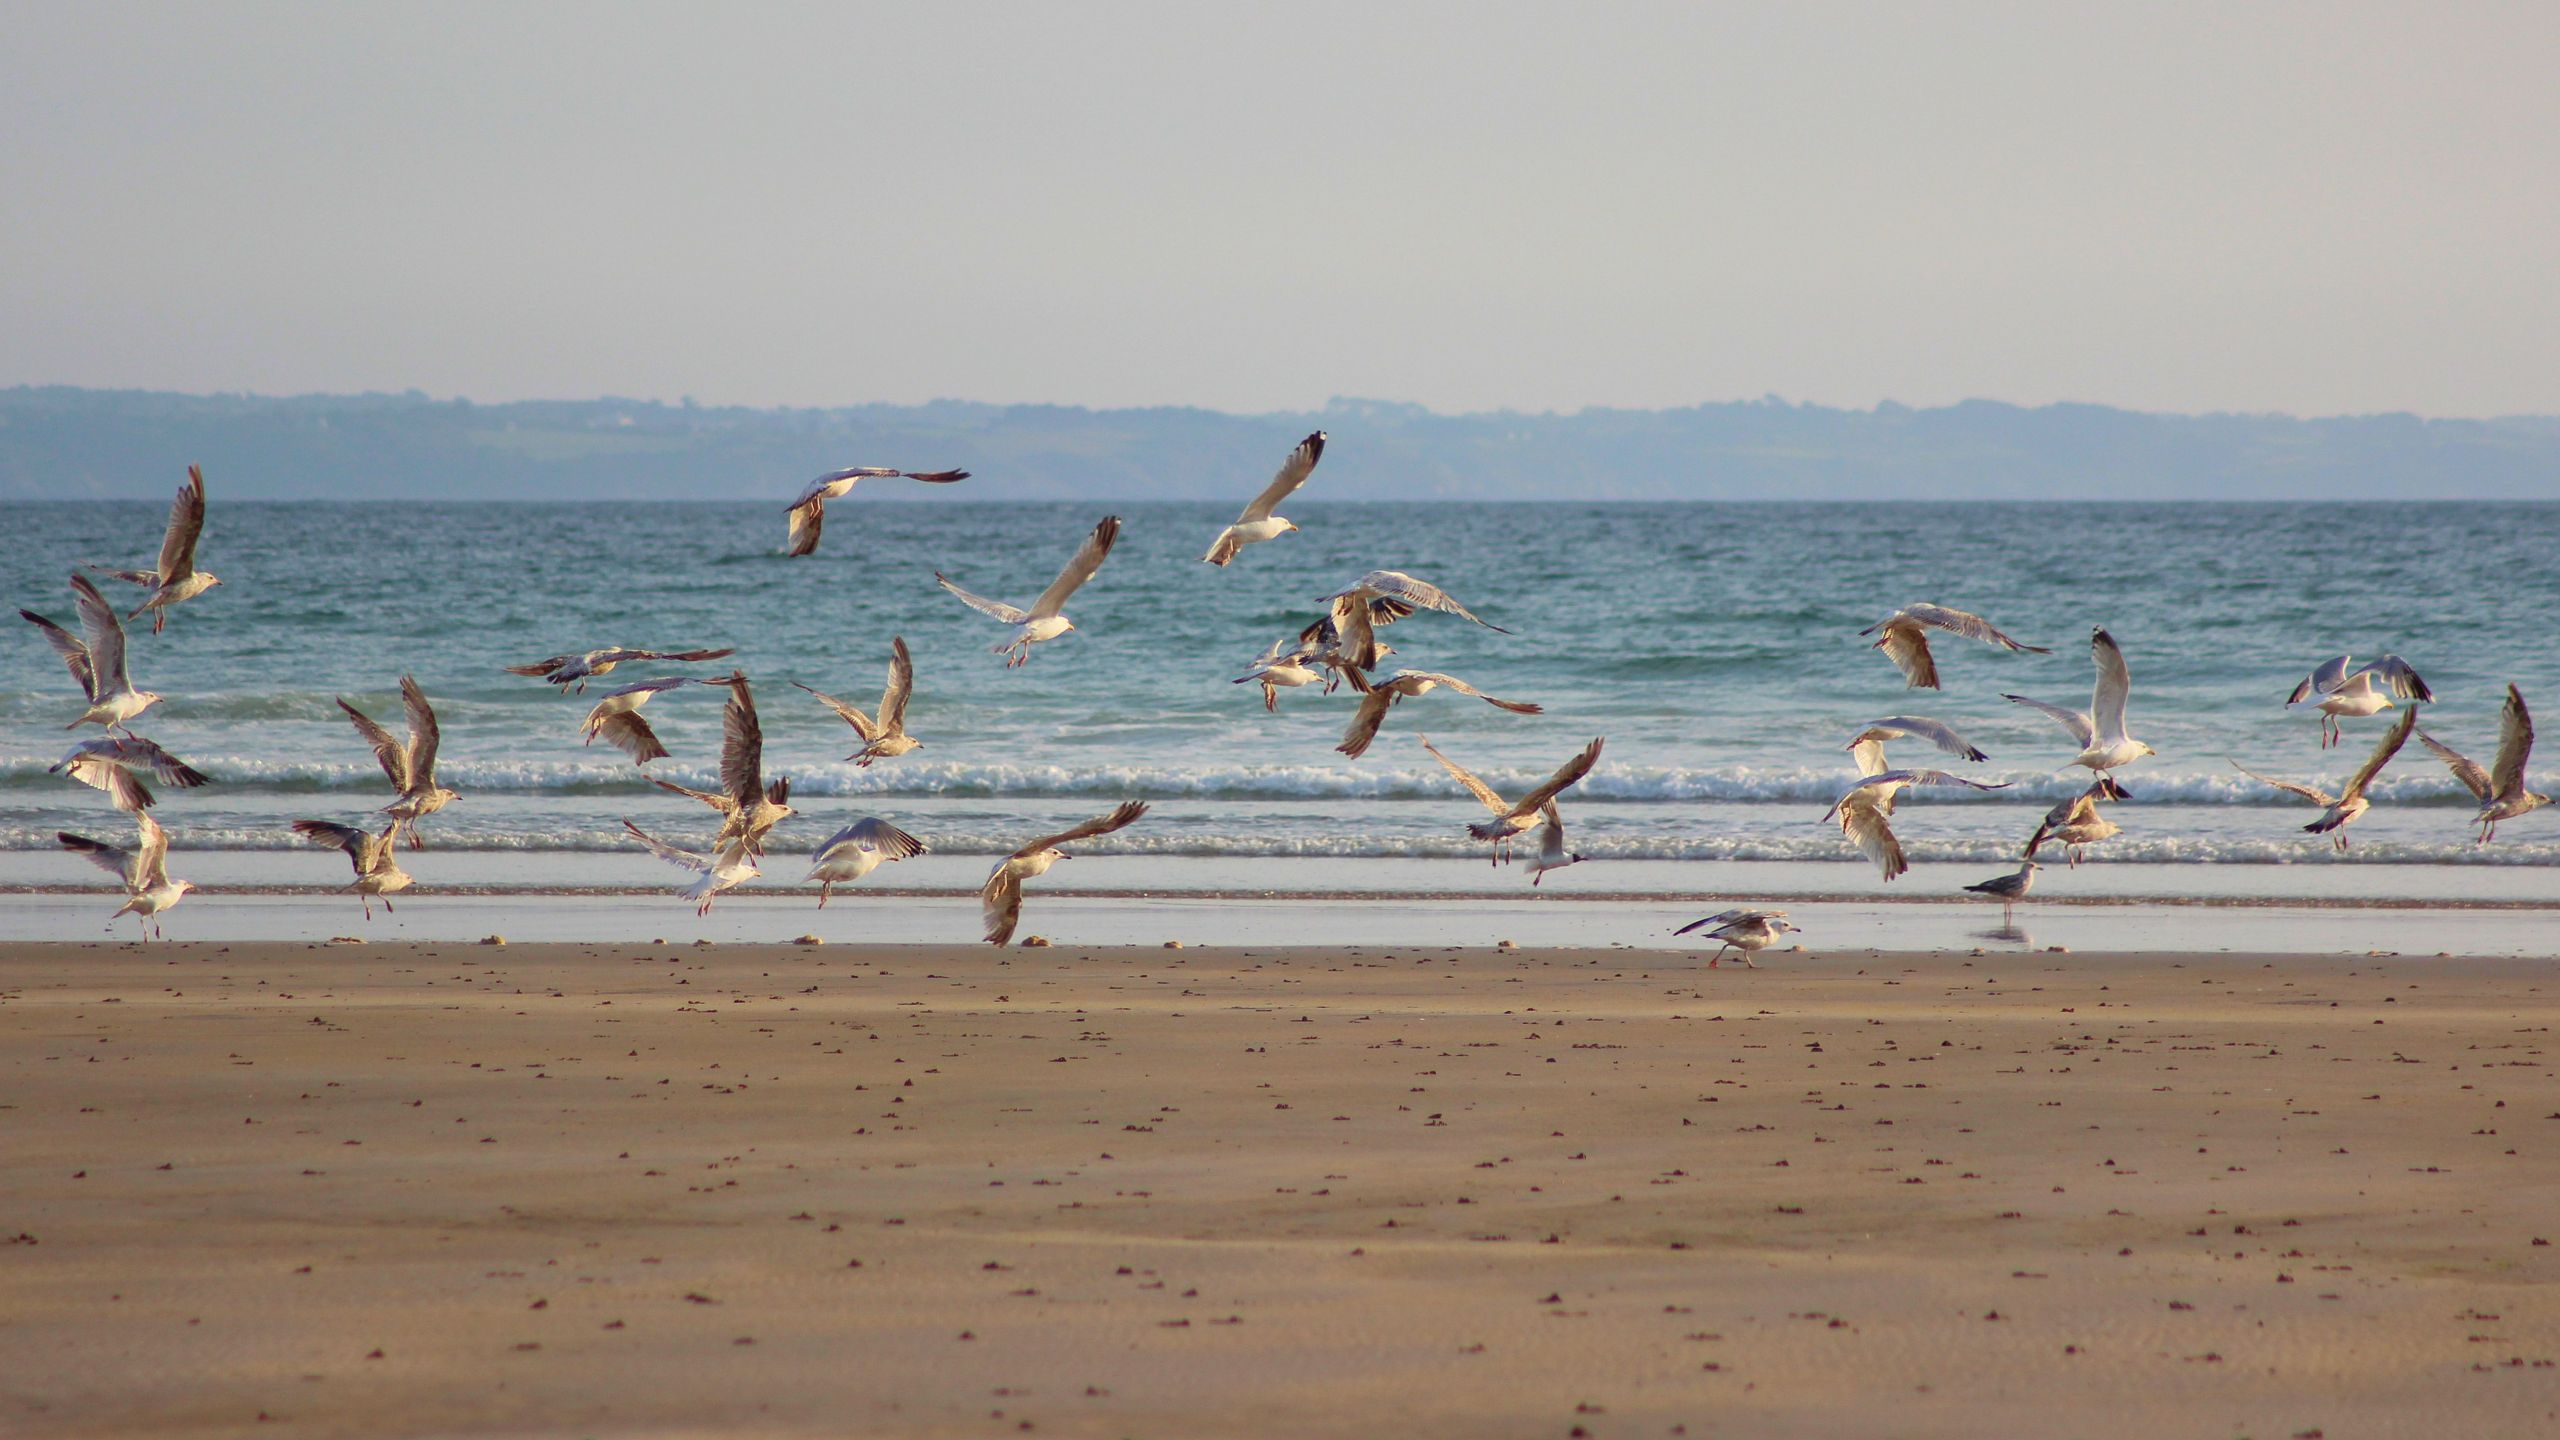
(337, 698), (413, 792)
(1848, 737), (1890, 777)
(650, 777), (734, 813)
(1029, 515), (1121, 620)
(826, 816), (928, 862)
(594, 711), (670, 765)
(1336, 690), (1396, 758)
(622, 818), (711, 874)
(1419, 736), (1510, 815)
(134, 811), (171, 889)
(399, 677), (441, 785)
(2341, 705), (2418, 802)
(936, 573), (1029, 625)
(291, 819), (372, 873)
(2490, 684), (2536, 800)
(20, 608), (98, 701)
(1013, 800), (1150, 859)
(980, 863), (1025, 945)
(1239, 431), (1325, 522)
(1857, 716), (1987, 762)
(155, 466), (208, 582)
(1871, 621), (1941, 689)
(1837, 796), (1908, 881)
(1535, 802), (1567, 864)
(2088, 628), (2134, 740)
(2230, 761), (2331, 807)
(2004, 693), (2097, 748)
(2365, 655), (2433, 703)
(792, 681), (879, 741)
(1342, 570), (1507, 633)
(1328, 594), (1381, 670)
(1398, 670), (1543, 714)
(784, 498), (824, 557)
(2289, 654), (2354, 704)
(718, 674), (764, 807)
(901, 468), (970, 484)
(1508, 736), (1606, 819)
(503, 655), (572, 678)
(643, 648), (739, 665)
(57, 828), (138, 883)
(878, 636), (915, 735)
(2414, 731), (2493, 801)
(69, 574), (131, 693)
(1900, 769), (2012, 794)
(791, 467), (900, 508)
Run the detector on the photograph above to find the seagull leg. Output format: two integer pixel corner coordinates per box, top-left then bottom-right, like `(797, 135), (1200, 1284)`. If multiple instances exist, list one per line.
(818, 883), (832, 909)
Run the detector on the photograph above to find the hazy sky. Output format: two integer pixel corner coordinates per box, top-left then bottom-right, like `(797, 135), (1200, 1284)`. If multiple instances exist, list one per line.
(6, 2), (2557, 417)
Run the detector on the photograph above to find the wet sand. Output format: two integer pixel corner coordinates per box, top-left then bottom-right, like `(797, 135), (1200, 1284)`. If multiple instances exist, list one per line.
(6, 940), (2557, 1438)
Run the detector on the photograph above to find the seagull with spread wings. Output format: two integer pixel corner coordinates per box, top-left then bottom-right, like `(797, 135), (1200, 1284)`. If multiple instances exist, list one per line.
(939, 515), (1121, 667)
(2231, 705), (2416, 852)
(1203, 431), (1324, 566)
(784, 465), (970, 558)
(2025, 776), (2132, 867)
(1337, 669), (1544, 759)
(795, 637), (922, 766)
(1672, 909), (1798, 968)
(806, 817), (928, 906)
(20, 574), (162, 733)
(51, 734), (209, 814)
(1819, 768), (2013, 882)
(2285, 654), (2433, 748)
(580, 676), (724, 766)
(58, 811), (195, 940)
(1293, 596), (1410, 690)
(1320, 571), (1507, 672)
(88, 464), (219, 632)
(338, 676), (456, 847)
(1860, 604), (2049, 689)
(292, 818), (413, 920)
(980, 800), (1150, 945)
(650, 671), (792, 857)
(623, 820), (760, 915)
(1845, 716), (1990, 776)
(503, 646), (737, 693)
(1420, 735), (1605, 865)
(2415, 685), (2552, 845)
(2004, 627), (2155, 776)
(1233, 636), (1326, 712)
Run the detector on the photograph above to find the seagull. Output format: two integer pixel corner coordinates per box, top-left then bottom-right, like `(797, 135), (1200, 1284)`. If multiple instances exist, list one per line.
(1420, 735), (1605, 864)
(1963, 860), (2041, 923)
(1861, 604), (2049, 689)
(806, 817), (928, 905)
(21, 574), (162, 733)
(1671, 909), (1797, 968)
(938, 515), (1121, 667)
(2285, 654), (2433, 748)
(338, 676), (456, 847)
(2026, 777), (2132, 867)
(2004, 627), (2155, 776)
(1525, 803), (1587, 886)
(1320, 572), (1507, 671)
(2415, 684), (2552, 845)
(794, 636), (922, 765)
(1846, 716), (1989, 776)
(623, 820), (760, 915)
(981, 800), (1150, 945)
(50, 734), (209, 813)
(1233, 637), (1326, 711)
(783, 466), (969, 558)
(1203, 431), (1324, 566)
(580, 676), (722, 765)
(87, 464), (218, 632)
(58, 811), (194, 940)
(1820, 768), (2013, 882)
(1293, 597), (1411, 690)
(292, 818), (413, 920)
(650, 671), (792, 857)
(2231, 706), (2415, 852)
(1338, 669), (1543, 759)
(503, 646), (737, 693)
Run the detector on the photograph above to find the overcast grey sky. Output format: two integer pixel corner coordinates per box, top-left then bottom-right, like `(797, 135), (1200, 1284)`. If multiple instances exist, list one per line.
(5, 2), (2556, 418)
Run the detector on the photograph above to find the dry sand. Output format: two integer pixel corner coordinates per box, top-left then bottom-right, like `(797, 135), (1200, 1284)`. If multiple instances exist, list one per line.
(5, 939), (2557, 1439)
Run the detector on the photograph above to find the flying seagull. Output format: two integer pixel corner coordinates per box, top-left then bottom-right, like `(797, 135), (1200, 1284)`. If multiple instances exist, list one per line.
(794, 636), (922, 766)
(806, 817), (928, 906)
(1233, 636), (1326, 712)
(20, 574), (162, 733)
(650, 670), (792, 857)
(1820, 768), (2013, 882)
(1846, 716), (1989, 777)
(938, 515), (1121, 668)
(2415, 684), (2552, 845)
(1672, 908), (1798, 968)
(1320, 571), (1507, 672)
(623, 819), (760, 915)
(51, 734), (209, 814)
(292, 818), (413, 920)
(580, 676), (723, 766)
(504, 646), (737, 693)
(2025, 776), (2132, 867)
(1524, 802), (1587, 886)
(1337, 669), (1543, 759)
(58, 811), (194, 940)
(2005, 627), (2155, 776)
(2231, 705), (2415, 852)
(981, 800), (1150, 945)
(784, 465), (970, 558)
(338, 676), (456, 847)
(2285, 654), (2433, 748)
(1293, 597), (1411, 690)
(88, 464), (218, 632)
(1420, 735), (1605, 864)
(1202, 431), (1324, 566)
(1962, 860), (2041, 923)
(1861, 604), (2049, 689)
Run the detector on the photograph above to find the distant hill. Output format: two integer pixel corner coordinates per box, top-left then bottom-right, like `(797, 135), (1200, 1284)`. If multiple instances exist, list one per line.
(3, 386), (2555, 501)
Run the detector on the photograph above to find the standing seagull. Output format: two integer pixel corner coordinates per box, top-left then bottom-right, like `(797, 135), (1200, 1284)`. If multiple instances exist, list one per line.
(2415, 685), (2552, 845)
(88, 465), (218, 632)
(51, 734), (209, 814)
(1963, 861), (2041, 922)
(1861, 604), (2049, 690)
(292, 819), (413, 920)
(1338, 669), (1543, 759)
(1672, 909), (1798, 968)
(338, 676), (457, 847)
(1525, 803), (1587, 886)
(58, 811), (194, 940)
(806, 817), (928, 906)
(2005, 627), (2155, 776)
(794, 636), (922, 766)
(1320, 571), (1508, 672)
(504, 646), (737, 693)
(2286, 654), (2433, 748)
(784, 466), (970, 558)
(2231, 706), (2416, 852)
(1420, 735), (1606, 865)
(651, 671), (793, 857)
(981, 801), (1151, 945)
(938, 516), (1121, 667)
(622, 820), (760, 915)
(20, 574), (162, 733)
(1202, 431), (1325, 566)
(580, 676), (720, 765)
(2024, 777), (2132, 867)
(1820, 768), (2013, 882)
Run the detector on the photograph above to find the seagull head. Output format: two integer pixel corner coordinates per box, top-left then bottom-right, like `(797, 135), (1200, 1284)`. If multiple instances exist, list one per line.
(175, 880), (199, 896)
(201, 572), (223, 589)
(1282, 520), (1302, 534)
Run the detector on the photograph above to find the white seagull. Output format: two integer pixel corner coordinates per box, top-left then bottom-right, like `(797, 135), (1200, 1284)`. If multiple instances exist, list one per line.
(339, 675), (457, 846)
(624, 819), (760, 915)
(1233, 636), (1326, 712)
(806, 817), (928, 906)
(2025, 777), (2132, 867)
(2415, 684), (2552, 845)
(1963, 861), (2041, 922)
(505, 646), (737, 693)
(1338, 669), (1543, 759)
(651, 671), (792, 858)
(292, 818), (413, 920)
(1420, 735), (1606, 865)
(981, 801), (1151, 945)
(2004, 627), (2155, 776)
(1293, 597), (1411, 690)
(21, 574), (163, 734)
(938, 515), (1121, 668)
(2231, 706), (2415, 852)
(1203, 431), (1325, 566)
(1525, 803), (1587, 886)
(1820, 768), (2013, 882)
(1320, 571), (1507, 672)
(1672, 909), (1798, 968)
(88, 464), (219, 632)
(58, 811), (194, 940)
(1861, 604), (2049, 690)
(1846, 715), (1989, 776)
(784, 465), (970, 558)
(794, 636), (922, 766)
(51, 734), (209, 814)
(2285, 654), (2433, 748)
(580, 676), (721, 765)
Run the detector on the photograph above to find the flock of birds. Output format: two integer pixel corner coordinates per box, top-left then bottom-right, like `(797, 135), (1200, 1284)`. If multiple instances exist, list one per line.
(16, 450), (2555, 956)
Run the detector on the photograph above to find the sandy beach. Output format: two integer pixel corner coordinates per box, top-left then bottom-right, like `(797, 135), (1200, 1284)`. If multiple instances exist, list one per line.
(5, 940), (2555, 1438)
